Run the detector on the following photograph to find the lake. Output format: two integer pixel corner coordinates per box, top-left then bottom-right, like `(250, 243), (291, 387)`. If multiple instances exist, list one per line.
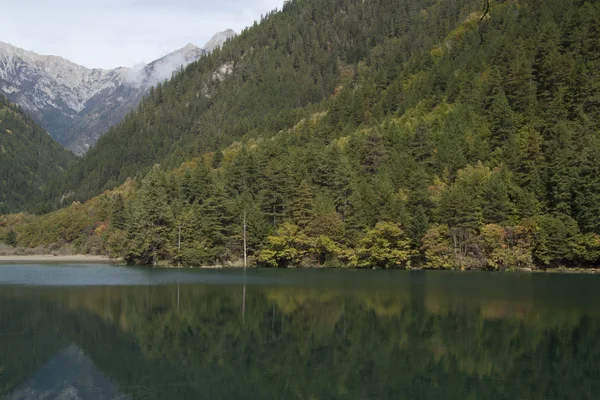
(0, 264), (599, 399)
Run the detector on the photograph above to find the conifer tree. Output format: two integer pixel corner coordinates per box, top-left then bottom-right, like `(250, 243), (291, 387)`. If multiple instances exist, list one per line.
(198, 182), (234, 262)
(212, 150), (224, 169)
(125, 165), (173, 265)
(111, 194), (127, 231)
(291, 180), (315, 228)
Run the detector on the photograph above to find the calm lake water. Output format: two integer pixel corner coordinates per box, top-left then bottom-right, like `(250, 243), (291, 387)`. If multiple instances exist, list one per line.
(0, 264), (599, 399)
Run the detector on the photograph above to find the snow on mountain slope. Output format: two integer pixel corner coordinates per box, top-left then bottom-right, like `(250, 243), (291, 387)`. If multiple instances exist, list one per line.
(0, 30), (236, 155)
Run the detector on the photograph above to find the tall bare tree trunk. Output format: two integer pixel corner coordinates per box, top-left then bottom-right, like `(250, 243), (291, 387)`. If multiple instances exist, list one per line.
(243, 209), (247, 268)
(178, 223), (182, 267)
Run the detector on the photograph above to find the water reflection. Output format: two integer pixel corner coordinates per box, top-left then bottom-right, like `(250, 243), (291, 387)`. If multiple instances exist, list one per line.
(7, 344), (128, 400)
(0, 270), (599, 399)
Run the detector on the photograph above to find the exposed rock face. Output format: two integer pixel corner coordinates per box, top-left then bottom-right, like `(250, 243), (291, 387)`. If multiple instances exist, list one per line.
(0, 30), (237, 155)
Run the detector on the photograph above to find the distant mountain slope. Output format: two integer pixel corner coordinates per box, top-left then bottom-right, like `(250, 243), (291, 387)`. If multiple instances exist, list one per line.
(0, 30), (236, 154)
(0, 95), (75, 213)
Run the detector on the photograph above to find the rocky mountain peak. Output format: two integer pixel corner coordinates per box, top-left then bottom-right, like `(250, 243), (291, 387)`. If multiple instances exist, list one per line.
(182, 43), (200, 52)
(203, 29), (237, 53)
(0, 29), (237, 155)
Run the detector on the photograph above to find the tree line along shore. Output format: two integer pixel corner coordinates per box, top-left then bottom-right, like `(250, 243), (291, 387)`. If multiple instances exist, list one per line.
(2, 0), (600, 271)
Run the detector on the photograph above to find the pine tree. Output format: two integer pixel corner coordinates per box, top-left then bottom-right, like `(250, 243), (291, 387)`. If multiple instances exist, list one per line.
(125, 165), (174, 265)
(187, 163), (212, 205)
(534, 214), (584, 266)
(482, 169), (514, 225)
(212, 150), (224, 169)
(505, 40), (537, 114)
(441, 188), (482, 233)
(291, 180), (315, 228)
(180, 169), (194, 204)
(361, 129), (388, 175)
(111, 194), (127, 230)
(259, 159), (289, 226)
(198, 182), (234, 262)
(488, 90), (517, 149)
(409, 205), (430, 246)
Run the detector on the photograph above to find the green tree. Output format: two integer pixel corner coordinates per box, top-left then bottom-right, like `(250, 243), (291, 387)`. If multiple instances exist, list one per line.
(533, 214), (584, 266)
(125, 165), (174, 266)
(212, 150), (224, 169)
(308, 235), (342, 267)
(420, 224), (454, 270)
(4, 230), (17, 247)
(488, 90), (517, 149)
(291, 180), (315, 228)
(482, 168), (514, 225)
(111, 194), (127, 230)
(197, 182), (234, 263)
(257, 223), (310, 268)
(353, 222), (413, 269)
(480, 224), (534, 271)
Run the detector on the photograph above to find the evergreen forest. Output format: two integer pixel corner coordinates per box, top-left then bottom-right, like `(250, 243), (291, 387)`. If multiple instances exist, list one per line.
(2, 0), (600, 270)
(0, 95), (75, 214)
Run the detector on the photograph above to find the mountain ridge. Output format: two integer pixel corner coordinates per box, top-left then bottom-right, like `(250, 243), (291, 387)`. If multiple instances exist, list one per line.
(0, 29), (237, 154)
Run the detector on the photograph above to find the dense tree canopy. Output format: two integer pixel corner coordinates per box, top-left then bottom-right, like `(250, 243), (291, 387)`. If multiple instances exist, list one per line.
(46, 0), (486, 204)
(0, 95), (75, 214)
(3, 0), (600, 270)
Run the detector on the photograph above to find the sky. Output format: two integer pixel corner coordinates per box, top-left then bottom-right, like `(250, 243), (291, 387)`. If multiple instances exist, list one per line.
(0, 0), (283, 69)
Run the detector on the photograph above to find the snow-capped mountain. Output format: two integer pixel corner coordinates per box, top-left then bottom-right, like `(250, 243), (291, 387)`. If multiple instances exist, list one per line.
(0, 30), (236, 155)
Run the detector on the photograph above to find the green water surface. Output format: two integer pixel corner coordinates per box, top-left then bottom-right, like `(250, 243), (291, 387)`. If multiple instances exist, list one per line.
(0, 265), (599, 399)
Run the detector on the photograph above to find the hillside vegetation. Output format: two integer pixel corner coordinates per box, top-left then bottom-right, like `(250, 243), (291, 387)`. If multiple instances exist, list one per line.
(3, 0), (600, 270)
(55, 0), (483, 203)
(0, 95), (75, 214)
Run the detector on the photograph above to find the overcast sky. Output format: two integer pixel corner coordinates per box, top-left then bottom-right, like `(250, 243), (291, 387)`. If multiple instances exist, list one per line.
(0, 0), (283, 69)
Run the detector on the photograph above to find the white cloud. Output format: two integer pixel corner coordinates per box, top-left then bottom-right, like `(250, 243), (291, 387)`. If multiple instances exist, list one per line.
(0, 0), (283, 69)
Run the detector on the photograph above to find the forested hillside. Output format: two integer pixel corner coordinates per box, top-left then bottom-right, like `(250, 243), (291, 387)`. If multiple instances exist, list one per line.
(0, 95), (75, 214)
(56, 0), (484, 203)
(4, 0), (600, 270)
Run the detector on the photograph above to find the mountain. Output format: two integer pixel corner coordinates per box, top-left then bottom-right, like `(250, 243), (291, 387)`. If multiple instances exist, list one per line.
(0, 30), (236, 155)
(203, 28), (237, 53)
(5, 0), (600, 270)
(0, 94), (75, 214)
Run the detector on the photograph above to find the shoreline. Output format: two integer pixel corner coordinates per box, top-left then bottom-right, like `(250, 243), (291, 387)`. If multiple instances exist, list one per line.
(0, 254), (116, 263)
(151, 265), (600, 274)
(0, 256), (597, 274)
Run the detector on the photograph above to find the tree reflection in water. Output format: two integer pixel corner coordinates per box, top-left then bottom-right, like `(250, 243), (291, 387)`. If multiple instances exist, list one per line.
(0, 271), (599, 399)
